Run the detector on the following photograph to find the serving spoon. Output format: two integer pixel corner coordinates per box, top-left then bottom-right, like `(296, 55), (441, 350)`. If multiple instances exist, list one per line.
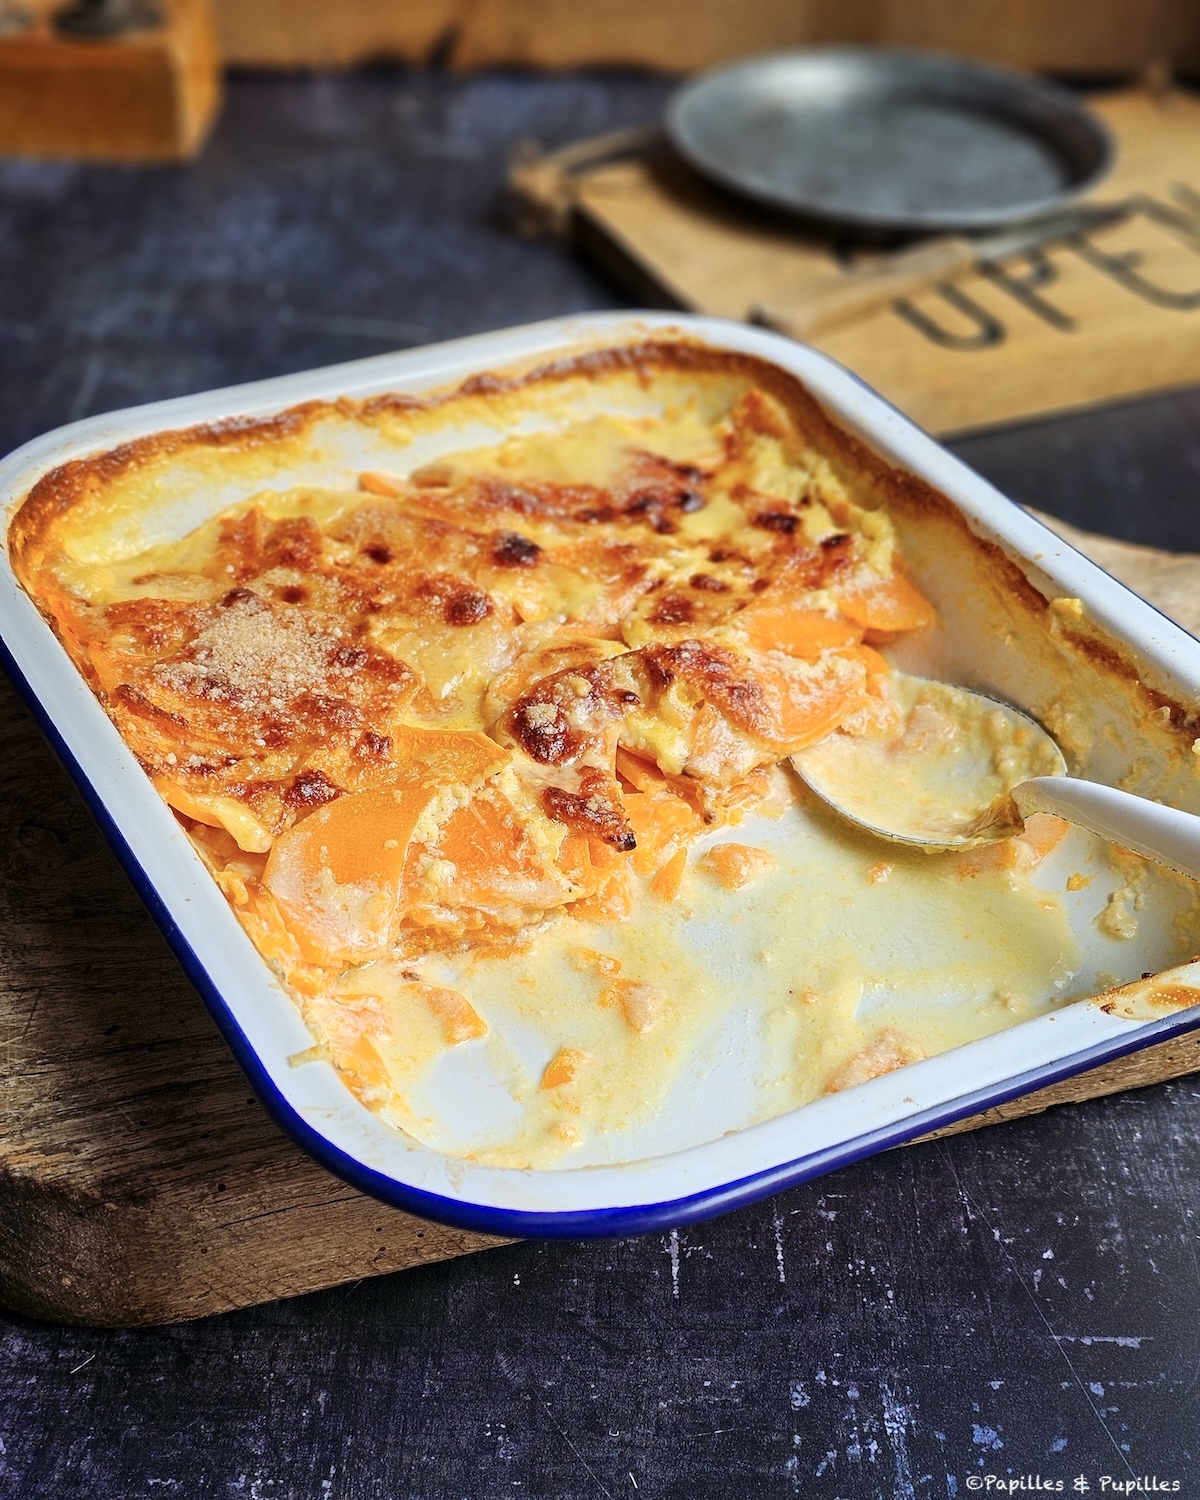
(790, 674), (1200, 881)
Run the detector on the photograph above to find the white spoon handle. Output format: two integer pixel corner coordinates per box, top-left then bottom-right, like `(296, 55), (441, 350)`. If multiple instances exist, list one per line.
(1014, 777), (1200, 881)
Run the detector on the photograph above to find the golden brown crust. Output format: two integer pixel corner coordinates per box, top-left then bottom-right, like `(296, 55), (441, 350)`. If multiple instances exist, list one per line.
(16, 332), (1189, 979)
(542, 768), (636, 851)
(10, 339), (850, 573)
(9, 402), (331, 575)
(10, 334), (1185, 750)
(16, 332), (1180, 806)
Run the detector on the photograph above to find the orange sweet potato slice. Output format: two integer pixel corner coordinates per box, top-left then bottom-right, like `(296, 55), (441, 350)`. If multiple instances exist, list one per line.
(649, 847), (687, 902)
(752, 656), (869, 749)
(542, 1047), (587, 1089)
(843, 643), (891, 678)
(308, 997), (393, 1104)
(616, 746), (706, 815)
(437, 792), (535, 877)
(699, 842), (775, 890)
(262, 727), (510, 963)
(334, 1030), (393, 1104)
(558, 832), (628, 899)
(157, 779), (274, 853)
(263, 783), (435, 965)
(835, 573), (936, 636)
(598, 977), (659, 1033)
(571, 946), (622, 977)
(614, 745), (668, 794)
(429, 790), (570, 912)
(623, 789), (702, 875)
(684, 703), (746, 784)
(571, 868), (633, 922)
(415, 983), (488, 1044)
(559, 832), (595, 887)
(385, 725), (509, 789)
(737, 606), (863, 660)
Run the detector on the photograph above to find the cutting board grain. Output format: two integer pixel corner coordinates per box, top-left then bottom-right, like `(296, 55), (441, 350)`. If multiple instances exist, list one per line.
(2, 516), (1198, 1327)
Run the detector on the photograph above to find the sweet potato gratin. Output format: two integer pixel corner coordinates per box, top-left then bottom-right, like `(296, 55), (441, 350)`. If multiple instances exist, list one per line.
(14, 342), (1160, 1166)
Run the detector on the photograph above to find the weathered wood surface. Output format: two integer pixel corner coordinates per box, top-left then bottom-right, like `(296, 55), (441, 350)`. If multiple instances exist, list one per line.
(1, 479), (1197, 1326)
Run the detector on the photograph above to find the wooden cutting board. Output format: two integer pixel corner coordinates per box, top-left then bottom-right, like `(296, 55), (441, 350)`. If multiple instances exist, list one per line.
(3, 512), (1200, 1327)
(513, 88), (1200, 436)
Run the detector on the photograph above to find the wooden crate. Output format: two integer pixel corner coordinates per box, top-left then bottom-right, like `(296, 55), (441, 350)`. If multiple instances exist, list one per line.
(510, 90), (1200, 438)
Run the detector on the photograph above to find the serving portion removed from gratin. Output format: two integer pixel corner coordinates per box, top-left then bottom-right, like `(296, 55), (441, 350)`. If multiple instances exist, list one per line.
(15, 343), (1193, 1167)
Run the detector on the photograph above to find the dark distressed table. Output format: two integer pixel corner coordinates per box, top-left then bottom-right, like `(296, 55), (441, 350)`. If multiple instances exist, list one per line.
(2, 68), (1200, 1498)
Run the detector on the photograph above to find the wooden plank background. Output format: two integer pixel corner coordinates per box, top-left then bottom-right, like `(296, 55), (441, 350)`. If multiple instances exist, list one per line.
(210, 0), (1200, 74)
(0, 0), (220, 162)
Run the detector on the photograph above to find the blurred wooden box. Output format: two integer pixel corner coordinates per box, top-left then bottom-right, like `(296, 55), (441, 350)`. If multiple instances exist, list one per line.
(212, 0), (1200, 75)
(0, 0), (220, 161)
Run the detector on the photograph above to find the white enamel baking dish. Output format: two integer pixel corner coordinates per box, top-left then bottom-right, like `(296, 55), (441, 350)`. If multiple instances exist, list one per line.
(3, 311), (1200, 1238)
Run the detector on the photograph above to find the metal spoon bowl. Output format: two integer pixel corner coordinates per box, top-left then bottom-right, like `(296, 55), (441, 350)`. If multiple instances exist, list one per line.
(792, 674), (1200, 881)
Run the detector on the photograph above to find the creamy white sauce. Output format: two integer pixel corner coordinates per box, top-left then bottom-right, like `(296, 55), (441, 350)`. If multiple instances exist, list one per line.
(315, 774), (1200, 1171)
(793, 675), (1066, 846)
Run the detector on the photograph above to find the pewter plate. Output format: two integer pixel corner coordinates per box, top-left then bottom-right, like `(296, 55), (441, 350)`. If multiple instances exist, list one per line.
(667, 48), (1113, 232)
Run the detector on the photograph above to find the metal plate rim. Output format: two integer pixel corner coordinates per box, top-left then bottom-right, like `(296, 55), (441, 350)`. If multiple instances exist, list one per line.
(667, 45), (1115, 232)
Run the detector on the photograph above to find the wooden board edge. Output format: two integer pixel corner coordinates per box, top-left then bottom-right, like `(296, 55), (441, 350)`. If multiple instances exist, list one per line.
(0, 1158), (511, 1326)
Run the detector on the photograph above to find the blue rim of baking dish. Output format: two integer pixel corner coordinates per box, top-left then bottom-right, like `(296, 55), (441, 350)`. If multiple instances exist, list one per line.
(5, 621), (1200, 1242)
